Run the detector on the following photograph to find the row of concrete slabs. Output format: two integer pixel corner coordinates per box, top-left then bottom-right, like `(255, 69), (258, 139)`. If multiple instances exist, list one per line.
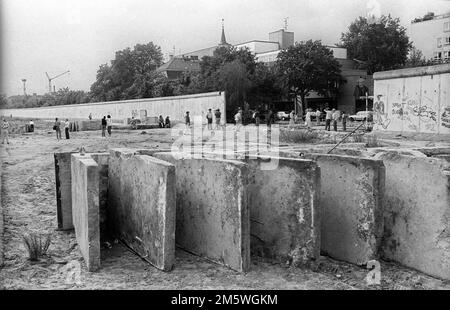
(53, 146), (450, 280)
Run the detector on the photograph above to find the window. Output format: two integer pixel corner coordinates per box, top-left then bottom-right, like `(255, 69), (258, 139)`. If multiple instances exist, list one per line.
(445, 37), (450, 46)
(444, 22), (450, 32)
(435, 51), (442, 60)
(444, 51), (450, 60)
(438, 37), (443, 48)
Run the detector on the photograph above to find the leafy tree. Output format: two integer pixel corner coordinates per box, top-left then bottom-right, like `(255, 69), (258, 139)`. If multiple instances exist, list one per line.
(0, 94), (8, 109)
(276, 40), (344, 111)
(90, 42), (164, 101)
(340, 15), (412, 74)
(219, 60), (252, 113)
(248, 63), (282, 106)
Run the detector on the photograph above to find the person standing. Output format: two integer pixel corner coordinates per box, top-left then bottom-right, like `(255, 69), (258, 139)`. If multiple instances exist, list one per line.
(64, 119), (70, 139)
(325, 108), (332, 131)
(206, 109), (213, 130)
(332, 109), (339, 132)
(266, 109), (274, 130)
(159, 115), (165, 128)
(315, 109), (321, 126)
(107, 115), (112, 137)
(305, 109), (313, 129)
(342, 111), (348, 132)
(234, 109), (243, 132)
(214, 109), (222, 130)
(89, 113), (92, 120)
(288, 110), (295, 130)
(253, 108), (260, 127)
(165, 116), (171, 128)
(54, 118), (62, 140)
(101, 116), (107, 137)
(1, 118), (10, 144)
(29, 120), (34, 132)
(185, 111), (191, 129)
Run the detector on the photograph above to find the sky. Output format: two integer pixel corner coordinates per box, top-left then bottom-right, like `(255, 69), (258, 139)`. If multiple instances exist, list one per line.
(1, 0), (449, 96)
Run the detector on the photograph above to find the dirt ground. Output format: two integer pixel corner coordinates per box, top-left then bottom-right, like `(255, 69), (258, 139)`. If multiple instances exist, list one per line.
(1, 121), (449, 290)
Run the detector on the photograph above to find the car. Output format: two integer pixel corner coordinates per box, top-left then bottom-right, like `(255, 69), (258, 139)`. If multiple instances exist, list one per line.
(349, 111), (373, 122)
(276, 111), (290, 121)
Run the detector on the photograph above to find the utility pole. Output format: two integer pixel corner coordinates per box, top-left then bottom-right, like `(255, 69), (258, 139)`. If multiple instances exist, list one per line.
(21, 79), (27, 96)
(46, 70), (70, 93)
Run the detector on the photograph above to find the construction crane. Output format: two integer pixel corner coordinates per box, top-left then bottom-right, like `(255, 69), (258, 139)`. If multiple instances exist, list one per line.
(46, 70), (70, 93)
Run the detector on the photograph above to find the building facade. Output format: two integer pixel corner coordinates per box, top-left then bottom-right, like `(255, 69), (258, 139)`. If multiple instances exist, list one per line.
(409, 12), (450, 61)
(158, 24), (372, 114)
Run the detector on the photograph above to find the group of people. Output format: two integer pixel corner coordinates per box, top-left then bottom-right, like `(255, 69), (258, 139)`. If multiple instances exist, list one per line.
(287, 108), (349, 132)
(158, 115), (171, 128)
(53, 118), (71, 140)
(101, 115), (113, 137)
(184, 108), (223, 131)
(323, 108), (348, 132)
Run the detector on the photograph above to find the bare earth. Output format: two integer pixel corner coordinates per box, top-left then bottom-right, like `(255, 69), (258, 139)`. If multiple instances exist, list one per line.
(1, 122), (449, 290)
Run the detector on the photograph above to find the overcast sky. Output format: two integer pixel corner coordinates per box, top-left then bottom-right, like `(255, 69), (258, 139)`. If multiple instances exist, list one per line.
(1, 0), (449, 96)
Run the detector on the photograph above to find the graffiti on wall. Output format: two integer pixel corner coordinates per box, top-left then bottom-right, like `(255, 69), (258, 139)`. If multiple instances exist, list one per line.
(373, 95), (391, 130)
(377, 91), (440, 133)
(443, 107), (450, 129)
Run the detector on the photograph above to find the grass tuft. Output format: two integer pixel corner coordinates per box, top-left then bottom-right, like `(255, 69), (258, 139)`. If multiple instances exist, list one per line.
(22, 233), (51, 261)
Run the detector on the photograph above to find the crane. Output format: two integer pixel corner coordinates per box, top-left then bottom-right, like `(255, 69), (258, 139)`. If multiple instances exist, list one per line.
(46, 70), (70, 93)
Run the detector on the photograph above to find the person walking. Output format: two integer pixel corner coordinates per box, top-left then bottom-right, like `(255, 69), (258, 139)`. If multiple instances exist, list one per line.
(342, 111), (348, 132)
(315, 109), (321, 126)
(64, 119), (70, 139)
(1, 118), (10, 144)
(54, 118), (62, 140)
(325, 108), (333, 131)
(214, 109), (222, 130)
(107, 115), (112, 137)
(332, 109), (339, 132)
(206, 109), (213, 130)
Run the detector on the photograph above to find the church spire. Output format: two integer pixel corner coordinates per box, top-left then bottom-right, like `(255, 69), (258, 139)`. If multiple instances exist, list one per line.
(219, 18), (228, 46)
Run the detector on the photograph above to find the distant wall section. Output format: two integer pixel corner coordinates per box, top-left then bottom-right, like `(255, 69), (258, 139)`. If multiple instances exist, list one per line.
(373, 64), (450, 135)
(0, 91), (226, 124)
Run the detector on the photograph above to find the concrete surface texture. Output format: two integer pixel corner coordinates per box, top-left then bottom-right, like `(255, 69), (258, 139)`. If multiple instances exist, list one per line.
(152, 152), (251, 272)
(89, 153), (110, 242)
(373, 64), (450, 135)
(107, 149), (176, 271)
(305, 154), (385, 266)
(54, 152), (75, 230)
(0, 91), (226, 124)
(374, 151), (450, 280)
(71, 154), (101, 272)
(245, 157), (321, 266)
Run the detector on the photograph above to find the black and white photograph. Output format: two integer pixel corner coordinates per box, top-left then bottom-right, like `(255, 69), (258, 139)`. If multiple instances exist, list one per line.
(0, 0), (449, 297)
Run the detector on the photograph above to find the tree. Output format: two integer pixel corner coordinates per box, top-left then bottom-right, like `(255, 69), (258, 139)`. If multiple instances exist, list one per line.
(276, 40), (345, 111)
(90, 42), (164, 102)
(340, 15), (412, 74)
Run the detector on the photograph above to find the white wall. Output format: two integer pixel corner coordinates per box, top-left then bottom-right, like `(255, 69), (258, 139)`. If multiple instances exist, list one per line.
(373, 64), (450, 135)
(0, 91), (227, 124)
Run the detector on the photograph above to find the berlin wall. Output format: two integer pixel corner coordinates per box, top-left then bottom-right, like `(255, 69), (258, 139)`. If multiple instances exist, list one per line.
(373, 64), (450, 135)
(0, 91), (226, 124)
